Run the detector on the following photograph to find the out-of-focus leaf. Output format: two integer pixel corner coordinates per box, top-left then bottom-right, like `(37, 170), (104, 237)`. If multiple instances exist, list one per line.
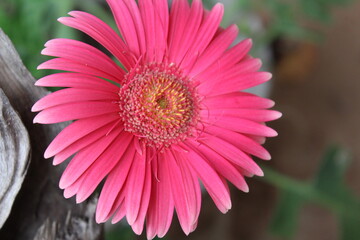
(270, 190), (304, 238)
(106, 224), (137, 240)
(301, 0), (332, 23)
(263, 146), (360, 240)
(313, 146), (349, 196)
(341, 213), (360, 240)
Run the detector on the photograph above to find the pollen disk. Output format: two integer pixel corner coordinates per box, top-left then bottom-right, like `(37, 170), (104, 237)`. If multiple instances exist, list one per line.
(119, 63), (198, 149)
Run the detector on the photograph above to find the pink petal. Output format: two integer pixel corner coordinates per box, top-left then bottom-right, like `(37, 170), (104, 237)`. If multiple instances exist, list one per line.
(189, 24), (238, 77)
(96, 145), (136, 223)
(182, 142), (232, 213)
(138, 0), (156, 61)
(197, 38), (252, 79)
(197, 135), (263, 176)
(201, 117), (278, 137)
(164, 149), (193, 235)
(111, 198), (126, 224)
(180, 3), (224, 71)
(175, 148), (202, 230)
(45, 113), (119, 158)
(35, 73), (119, 92)
(59, 126), (123, 189)
(131, 156), (152, 235)
(32, 88), (119, 112)
(123, 0), (147, 55)
(198, 71), (271, 96)
(153, 0), (169, 43)
(196, 58), (261, 86)
(189, 139), (249, 192)
(125, 150), (146, 225)
(42, 39), (125, 82)
(146, 176), (159, 240)
(33, 101), (119, 124)
(202, 92), (275, 109)
(156, 153), (175, 238)
(219, 58), (263, 80)
(59, 11), (134, 70)
(53, 121), (121, 165)
(168, 0), (192, 63)
(63, 175), (85, 199)
(245, 134), (267, 145)
(200, 109), (282, 122)
(38, 58), (121, 84)
(106, 0), (142, 57)
(75, 132), (133, 203)
(204, 125), (271, 160)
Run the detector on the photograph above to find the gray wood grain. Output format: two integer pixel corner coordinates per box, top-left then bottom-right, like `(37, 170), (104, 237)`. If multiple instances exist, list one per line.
(0, 28), (103, 240)
(0, 89), (30, 229)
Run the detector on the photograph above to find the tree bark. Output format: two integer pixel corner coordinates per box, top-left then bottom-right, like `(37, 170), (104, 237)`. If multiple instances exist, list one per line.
(0, 28), (103, 240)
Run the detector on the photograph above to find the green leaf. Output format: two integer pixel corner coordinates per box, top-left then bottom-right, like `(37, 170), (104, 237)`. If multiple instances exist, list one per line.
(270, 190), (304, 238)
(262, 146), (360, 240)
(313, 146), (349, 195)
(340, 213), (360, 240)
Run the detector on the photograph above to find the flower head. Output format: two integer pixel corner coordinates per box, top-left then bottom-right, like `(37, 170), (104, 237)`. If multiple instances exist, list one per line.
(32, 0), (281, 238)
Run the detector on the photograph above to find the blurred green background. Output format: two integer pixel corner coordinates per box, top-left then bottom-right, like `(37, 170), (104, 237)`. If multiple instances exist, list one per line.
(1, 0), (359, 239)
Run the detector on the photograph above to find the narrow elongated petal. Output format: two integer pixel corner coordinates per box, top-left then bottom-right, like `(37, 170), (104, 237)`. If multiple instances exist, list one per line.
(183, 143), (232, 213)
(198, 72), (272, 96)
(197, 136), (264, 176)
(32, 88), (119, 112)
(126, 151), (146, 225)
(96, 146), (136, 223)
(59, 11), (134, 69)
(106, 0), (142, 57)
(156, 153), (175, 238)
(165, 149), (194, 234)
(202, 117), (278, 137)
(175, 148), (202, 226)
(131, 160), (152, 235)
(53, 121), (121, 165)
(33, 101), (119, 124)
(196, 38), (252, 79)
(76, 132), (133, 203)
(192, 141), (249, 192)
(59, 126), (122, 189)
(43, 39), (125, 80)
(180, 3), (224, 71)
(38, 58), (121, 83)
(202, 92), (275, 109)
(35, 73), (119, 92)
(189, 24), (239, 76)
(138, 0), (157, 61)
(168, 0), (192, 63)
(44, 113), (119, 158)
(203, 125), (271, 160)
(200, 108), (282, 122)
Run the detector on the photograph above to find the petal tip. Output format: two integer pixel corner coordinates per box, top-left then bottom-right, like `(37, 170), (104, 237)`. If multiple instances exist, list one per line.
(242, 185), (250, 193)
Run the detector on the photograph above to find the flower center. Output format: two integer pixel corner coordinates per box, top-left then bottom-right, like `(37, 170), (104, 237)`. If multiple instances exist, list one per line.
(119, 63), (198, 149)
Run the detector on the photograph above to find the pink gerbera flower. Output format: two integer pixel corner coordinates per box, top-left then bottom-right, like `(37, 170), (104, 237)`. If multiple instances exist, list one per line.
(32, 0), (280, 238)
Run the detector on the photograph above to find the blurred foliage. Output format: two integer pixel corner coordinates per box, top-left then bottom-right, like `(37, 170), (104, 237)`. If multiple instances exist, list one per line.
(264, 146), (360, 240)
(0, 0), (116, 80)
(207, 0), (352, 46)
(0, 0), (78, 79)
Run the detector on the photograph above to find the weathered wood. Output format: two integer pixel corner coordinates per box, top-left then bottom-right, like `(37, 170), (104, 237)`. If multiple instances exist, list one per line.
(0, 28), (103, 239)
(0, 89), (30, 229)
